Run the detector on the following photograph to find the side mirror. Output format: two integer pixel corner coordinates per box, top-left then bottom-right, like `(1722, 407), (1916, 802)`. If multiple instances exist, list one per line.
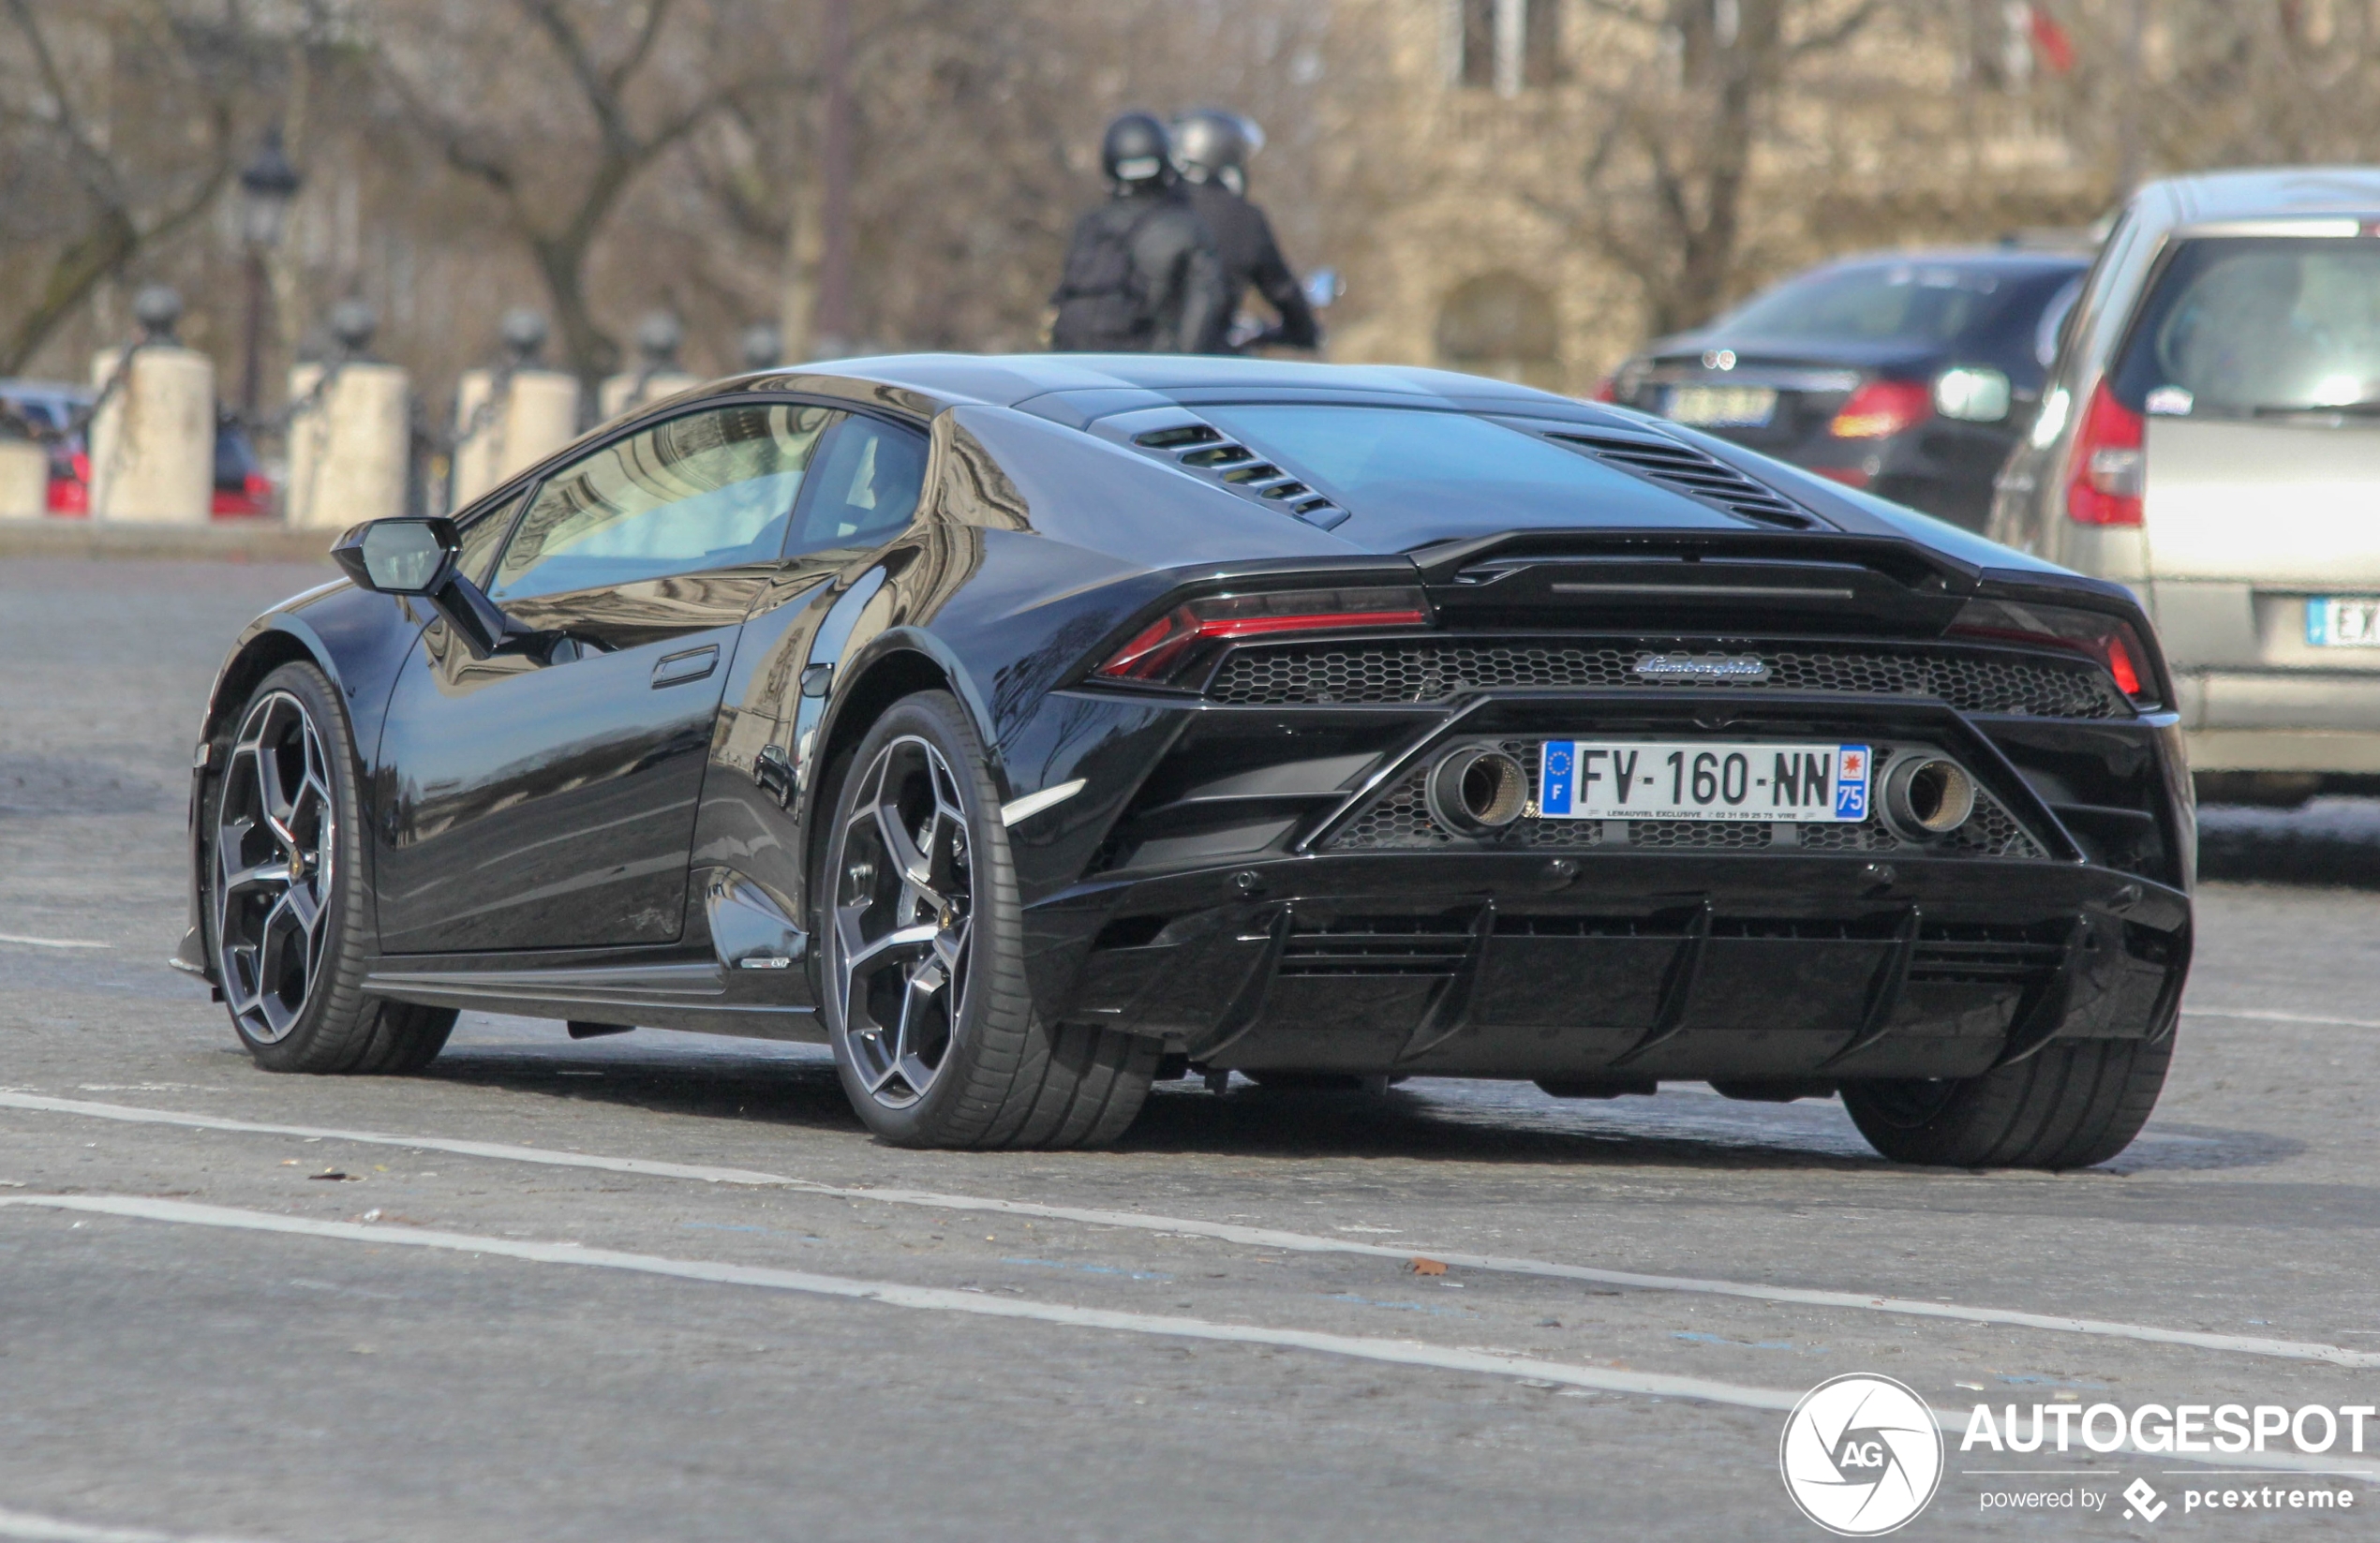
(1934, 366), (2013, 423)
(332, 517), (458, 596)
(331, 514), (522, 661)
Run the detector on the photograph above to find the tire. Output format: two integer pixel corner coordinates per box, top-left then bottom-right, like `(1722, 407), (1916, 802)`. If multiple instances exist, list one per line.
(815, 690), (1156, 1149)
(206, 661), (455, 1075)
(1840, 1034), (2174, 1169)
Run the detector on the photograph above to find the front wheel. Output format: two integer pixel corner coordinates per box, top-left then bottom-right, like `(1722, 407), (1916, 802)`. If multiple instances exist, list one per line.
(207, 661), (454, 1074)
(817, 690), (1155, 1149)
(1840, 1034), (2173, 1169)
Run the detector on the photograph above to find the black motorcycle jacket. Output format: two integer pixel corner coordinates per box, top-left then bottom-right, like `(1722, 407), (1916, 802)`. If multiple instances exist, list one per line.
(1181, 179), (1319, 350)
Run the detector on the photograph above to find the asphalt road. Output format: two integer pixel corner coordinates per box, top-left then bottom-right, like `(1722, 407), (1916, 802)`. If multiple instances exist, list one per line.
(2, 557), (2376, 1543)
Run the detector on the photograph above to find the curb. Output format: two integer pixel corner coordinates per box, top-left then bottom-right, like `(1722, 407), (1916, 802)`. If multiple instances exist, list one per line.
(0, 519), (335, 562)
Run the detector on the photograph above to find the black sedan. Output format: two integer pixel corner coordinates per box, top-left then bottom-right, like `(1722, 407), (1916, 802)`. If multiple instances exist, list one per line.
(1600, 249), (2091, 531)
(177, 355), (2190, 1166)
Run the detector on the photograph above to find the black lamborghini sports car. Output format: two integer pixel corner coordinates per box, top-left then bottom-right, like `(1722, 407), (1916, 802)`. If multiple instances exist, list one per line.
(178, 355), (2192, 1167)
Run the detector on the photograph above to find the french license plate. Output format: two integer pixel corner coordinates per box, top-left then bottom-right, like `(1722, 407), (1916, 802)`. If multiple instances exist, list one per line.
(1663, 385), (1777, 428)
(2306, 596), (2380, 648)
(1539, 741), (1871, 823)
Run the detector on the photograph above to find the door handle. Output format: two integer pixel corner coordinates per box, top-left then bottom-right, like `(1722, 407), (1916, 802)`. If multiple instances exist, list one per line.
(651, 645), (720, 689)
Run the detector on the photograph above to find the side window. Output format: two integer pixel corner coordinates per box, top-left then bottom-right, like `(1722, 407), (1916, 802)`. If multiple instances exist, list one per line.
(789, 415), (929, 554)
(456, 488), (525, 586)
(491, 402), (836, 601)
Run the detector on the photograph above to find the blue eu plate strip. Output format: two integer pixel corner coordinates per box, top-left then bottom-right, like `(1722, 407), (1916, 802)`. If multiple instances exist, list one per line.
(1540, 741), (1575, 816)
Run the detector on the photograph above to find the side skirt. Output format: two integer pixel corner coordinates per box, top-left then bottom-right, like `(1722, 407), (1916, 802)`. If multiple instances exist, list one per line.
(362, 957), (824, 1043)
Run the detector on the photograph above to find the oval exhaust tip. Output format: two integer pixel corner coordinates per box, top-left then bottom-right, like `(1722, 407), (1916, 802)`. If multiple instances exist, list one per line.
(1426, 748), (1527, 833)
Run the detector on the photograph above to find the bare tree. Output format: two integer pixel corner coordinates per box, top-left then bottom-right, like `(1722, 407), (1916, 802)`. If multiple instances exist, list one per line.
(372, 0), (796, 386)
(1556, 0), (1888, 335)
(0, 0), (259, 374)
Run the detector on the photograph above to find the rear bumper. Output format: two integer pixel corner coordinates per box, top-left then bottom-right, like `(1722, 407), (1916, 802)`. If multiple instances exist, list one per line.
(1023, 851), (2187, 1084)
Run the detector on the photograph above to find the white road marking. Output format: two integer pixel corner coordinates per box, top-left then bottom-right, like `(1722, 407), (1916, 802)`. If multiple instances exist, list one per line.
(2, 1090), (2373, 1372)
(0, 1505), (268, 1543)
(0, 934), (110, 951)
(2186, 1005), (2380, 1031)
(8, 1194), (2374, 1486)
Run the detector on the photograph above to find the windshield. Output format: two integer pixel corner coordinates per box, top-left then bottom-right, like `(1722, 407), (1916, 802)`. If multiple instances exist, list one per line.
(1190, 404), (1743, 532)
(2111, 236), (2380, 417)
(1714, 262), (2010, 344)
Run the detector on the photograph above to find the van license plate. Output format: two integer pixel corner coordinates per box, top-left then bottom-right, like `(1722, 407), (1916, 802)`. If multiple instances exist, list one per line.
(2307, 596), (2380, 648)
(1540, 742), (1871, 823)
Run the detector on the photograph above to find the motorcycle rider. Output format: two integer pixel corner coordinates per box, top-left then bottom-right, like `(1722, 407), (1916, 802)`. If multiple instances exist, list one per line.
(1170, 109), (1319, 352)
(1049, 112), (1227, 353)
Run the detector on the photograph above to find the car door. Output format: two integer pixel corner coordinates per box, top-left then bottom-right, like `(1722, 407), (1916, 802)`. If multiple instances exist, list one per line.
(693, 411), (934, 968)
(375, 400), (840, 954)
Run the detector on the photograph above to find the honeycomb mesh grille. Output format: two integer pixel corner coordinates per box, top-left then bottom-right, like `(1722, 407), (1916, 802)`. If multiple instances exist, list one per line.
(1326, 741), (2046, 859)
(1206, 640), (2126, 720)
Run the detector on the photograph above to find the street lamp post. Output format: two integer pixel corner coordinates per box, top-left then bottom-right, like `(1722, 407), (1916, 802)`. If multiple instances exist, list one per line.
(236, 126), (302, 420)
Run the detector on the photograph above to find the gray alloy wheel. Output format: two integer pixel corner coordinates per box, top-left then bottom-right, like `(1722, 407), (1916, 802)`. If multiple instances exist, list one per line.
(828, 732), (975, 1109)
(817, 690), (1160, 1149)
(208, 661), (456, 1075)
(215, 688), (338, 1045)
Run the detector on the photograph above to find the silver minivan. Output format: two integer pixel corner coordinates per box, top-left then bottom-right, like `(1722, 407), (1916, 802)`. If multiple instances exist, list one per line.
(1992, 168), (2380, 800)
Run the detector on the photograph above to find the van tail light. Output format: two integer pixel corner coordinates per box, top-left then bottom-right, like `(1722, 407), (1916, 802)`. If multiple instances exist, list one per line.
(1949, 596), (2160, 707)
(1095, 586), (1430, 684)
(2066, 380), (2145, 526)
(1827, 379), (1933, 439)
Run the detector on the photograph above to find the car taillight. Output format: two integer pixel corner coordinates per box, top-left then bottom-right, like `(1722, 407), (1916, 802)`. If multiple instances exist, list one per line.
(47, 451), (91, 515)
(1588, 376), (1618, 403)
(1827, 379), (1933, 439)
(1095, 586), (1430, 684)
(2065, 380), (2144, 526)
(1948, 596), (2160, 707)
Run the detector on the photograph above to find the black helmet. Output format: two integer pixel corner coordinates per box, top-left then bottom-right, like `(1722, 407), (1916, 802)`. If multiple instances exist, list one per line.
(1172, 109), (1262, 195)
(1101, 111), (1172, 188)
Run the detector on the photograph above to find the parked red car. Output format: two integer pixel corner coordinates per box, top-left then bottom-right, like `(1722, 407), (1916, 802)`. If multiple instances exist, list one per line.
(0, 379), (272, 516)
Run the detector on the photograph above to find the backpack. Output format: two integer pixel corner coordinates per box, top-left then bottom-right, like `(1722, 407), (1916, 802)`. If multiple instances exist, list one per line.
(1050, 200), (1168, 350)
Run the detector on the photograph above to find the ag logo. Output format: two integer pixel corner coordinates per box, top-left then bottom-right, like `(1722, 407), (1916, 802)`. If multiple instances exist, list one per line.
(1778, 1374), (1944, 1536)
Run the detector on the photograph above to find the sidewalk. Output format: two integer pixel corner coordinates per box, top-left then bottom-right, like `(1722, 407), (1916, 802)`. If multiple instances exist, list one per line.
(0, 519), (333, 563)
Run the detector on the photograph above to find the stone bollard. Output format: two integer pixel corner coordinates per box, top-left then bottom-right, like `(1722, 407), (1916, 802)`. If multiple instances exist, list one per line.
(597, 311), (700, 421)
(0, 438), (46, 519)
(286, 361), (409, 529)
(597, 368), (700, 423)
(284, 300), (409, 530)
(450, 369), (579, 504)
(449, 309), (578, 508)
(89, 286), (216, 525)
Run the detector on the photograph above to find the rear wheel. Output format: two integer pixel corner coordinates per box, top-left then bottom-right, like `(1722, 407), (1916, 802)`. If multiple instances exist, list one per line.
(1841, 1035), (2173, 1169)
(818, 690), (1155, 1149)
(208, 661), (455, 1075)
